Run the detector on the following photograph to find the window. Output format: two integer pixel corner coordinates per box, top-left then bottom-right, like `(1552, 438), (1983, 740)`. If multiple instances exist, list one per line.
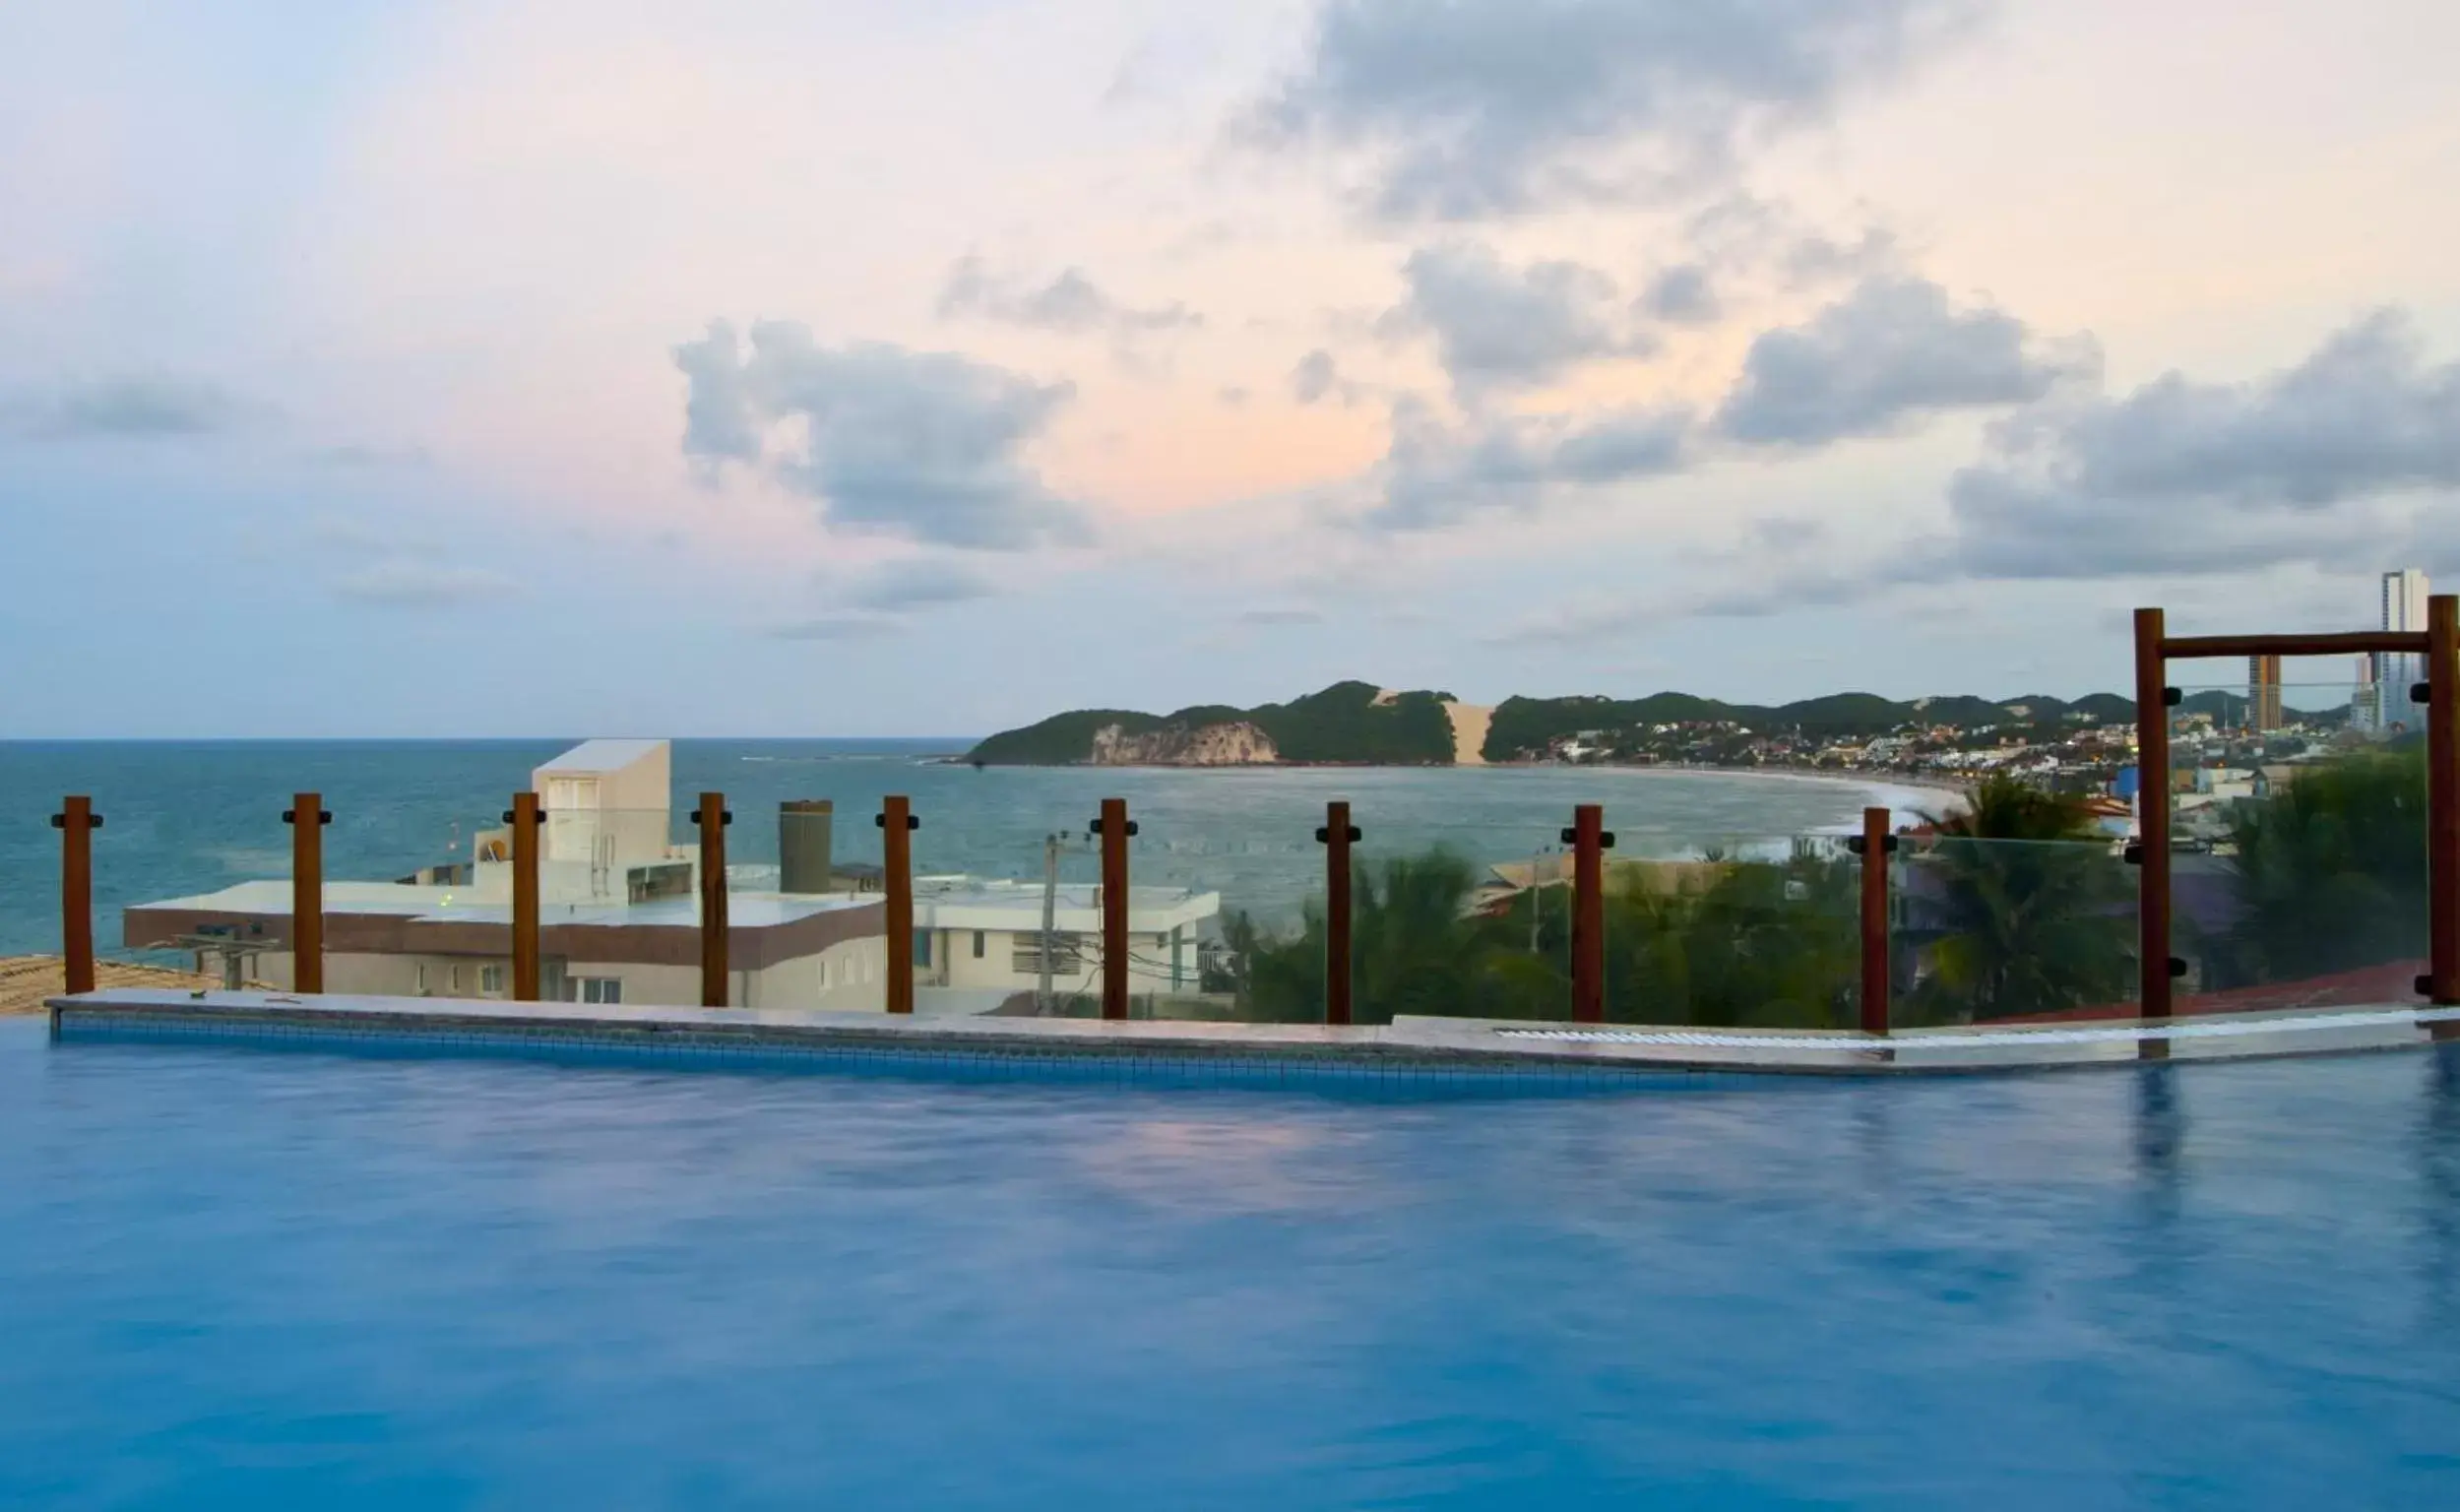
(573, 976), (622, 1005)
(972, 930), (985, 959)
(449, 964), (465, 994)
(1011, 933), (1084, 975)
(413, 963), (428, 996)
(817, 958), (831, 990)
(912, 930), (933, 968)
(480, 964), (506, 996)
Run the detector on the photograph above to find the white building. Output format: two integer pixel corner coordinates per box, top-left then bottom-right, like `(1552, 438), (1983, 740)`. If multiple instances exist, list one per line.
(2369, 568), (2429, 731)
(127, 740), (890, 1011)
(909, 877), (1221, 1012)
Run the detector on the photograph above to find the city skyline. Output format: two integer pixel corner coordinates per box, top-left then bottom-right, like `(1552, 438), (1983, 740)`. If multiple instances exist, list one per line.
(4, 2), (2459, 738)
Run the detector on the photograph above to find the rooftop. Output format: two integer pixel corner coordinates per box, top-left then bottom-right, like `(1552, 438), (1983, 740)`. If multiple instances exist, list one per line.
(536, 738), (666, 774)
(126, 879), (878, 930)
(913, 876), (1219, 931)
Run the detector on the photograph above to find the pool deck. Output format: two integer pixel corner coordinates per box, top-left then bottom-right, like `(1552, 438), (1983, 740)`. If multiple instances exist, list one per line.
(43, 988), (2460, 1078)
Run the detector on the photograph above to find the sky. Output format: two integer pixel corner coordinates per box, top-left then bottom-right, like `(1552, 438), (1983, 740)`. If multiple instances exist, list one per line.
(3, 0), (2457, 737)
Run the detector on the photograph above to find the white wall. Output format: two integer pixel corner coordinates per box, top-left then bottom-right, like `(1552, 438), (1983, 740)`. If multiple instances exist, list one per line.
(746, 936), (889, 1011)
(926, 927), (1192, 996)
(213, 934), (914, 1015)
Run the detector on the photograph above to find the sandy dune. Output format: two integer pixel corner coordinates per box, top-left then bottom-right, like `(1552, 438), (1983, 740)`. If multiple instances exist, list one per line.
(1444, 701), (1493, 766)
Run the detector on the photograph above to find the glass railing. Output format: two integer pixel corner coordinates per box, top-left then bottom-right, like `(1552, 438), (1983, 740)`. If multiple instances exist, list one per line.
(1295, 821), (1567, 1025)
(39, 757), (2444, 1031)
(909, 812), (1085, 1019)
(95, 785), (518, 999)
(1891, 836), (2139, 1028)
(925, 811), (1225, 1021)
(522, 806), (696, 1009)
(2167, 680), (2428, 1009)
(1608, 834), (1864, 1030)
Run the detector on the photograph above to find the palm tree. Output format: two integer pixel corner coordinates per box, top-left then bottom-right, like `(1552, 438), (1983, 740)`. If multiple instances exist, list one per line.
(1602, 855), (1861, 1028)
(1929, 772), (2103, 842)
(1902, 773), (2135, 1023)
(1225, 848), (1565, 1024)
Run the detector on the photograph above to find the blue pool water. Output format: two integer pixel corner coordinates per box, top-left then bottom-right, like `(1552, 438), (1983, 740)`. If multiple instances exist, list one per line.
(4, 1022), (2456, 1509)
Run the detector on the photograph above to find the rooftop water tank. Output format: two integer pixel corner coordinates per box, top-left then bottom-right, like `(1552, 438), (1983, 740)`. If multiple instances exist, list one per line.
(780, 800), (834, 894)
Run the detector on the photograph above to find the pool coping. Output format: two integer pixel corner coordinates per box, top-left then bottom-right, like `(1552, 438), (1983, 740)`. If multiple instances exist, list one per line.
(43, 988), (2460, 1079)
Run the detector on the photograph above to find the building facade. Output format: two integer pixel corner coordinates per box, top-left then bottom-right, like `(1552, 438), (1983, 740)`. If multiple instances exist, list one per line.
(2247, 653), (2283, 732)
(2370, 568), (2430, 731)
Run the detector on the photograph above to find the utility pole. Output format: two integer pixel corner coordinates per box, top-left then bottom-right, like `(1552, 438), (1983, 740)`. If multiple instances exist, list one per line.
(1039, 832), (1059, 1014)
(1529, 845), (1551, 954)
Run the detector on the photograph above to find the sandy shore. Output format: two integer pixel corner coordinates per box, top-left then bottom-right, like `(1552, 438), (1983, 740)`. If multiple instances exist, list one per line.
(0, 955), (261, 1016)
(1516, 762), (1970, 830)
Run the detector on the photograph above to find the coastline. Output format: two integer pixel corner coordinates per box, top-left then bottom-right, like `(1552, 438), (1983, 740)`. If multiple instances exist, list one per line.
(958, 754), (1968, 805)
(1567, 761), (1969, 811)
(1524, 762), (1964, 835)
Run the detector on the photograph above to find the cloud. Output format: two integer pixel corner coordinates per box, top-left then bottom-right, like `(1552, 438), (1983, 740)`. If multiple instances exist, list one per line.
(1639, 264), (1720, 324)
(767, 613), (898, 642)
(330, 560), (511, 608)
(1715, 275), (2099, 446)
(1558, 308), (2460, 631)
(1234, 605), (1326, 626)
(937, 256), (1200, 337)
(1681, 193), (1904, 289)
(1248, 0), (1972, 220)
(1935, 309), (2460, 580)
(1290, 348), (1364, 406)
(313, 442), (434, 470)
(767, 556), (999, 645)
(1219, 385), (1252, 408)
(1484, 518), (1880, 645)
(673, 320), (1088, 550)
(1379, 242), (1649, 396)
(842, 557), (999, 612)
(1365, 397), (1692, 531)
(0, 376), (240, 439)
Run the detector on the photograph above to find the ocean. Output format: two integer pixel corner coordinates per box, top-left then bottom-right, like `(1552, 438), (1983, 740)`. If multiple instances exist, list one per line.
(0, 740), (1938, 960)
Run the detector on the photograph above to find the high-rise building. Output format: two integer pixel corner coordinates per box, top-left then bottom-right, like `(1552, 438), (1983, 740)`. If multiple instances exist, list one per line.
(2248, 653), (2282, 732)
(2373, 568), (2429, 730)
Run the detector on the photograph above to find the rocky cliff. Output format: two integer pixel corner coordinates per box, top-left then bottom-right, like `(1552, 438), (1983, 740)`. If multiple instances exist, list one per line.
(965, 681), (1458, 766)
(1089, 720), (1278, 766)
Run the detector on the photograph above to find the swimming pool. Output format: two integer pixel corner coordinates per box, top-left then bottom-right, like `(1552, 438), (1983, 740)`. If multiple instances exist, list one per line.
(3, 1019), (2454, 1508)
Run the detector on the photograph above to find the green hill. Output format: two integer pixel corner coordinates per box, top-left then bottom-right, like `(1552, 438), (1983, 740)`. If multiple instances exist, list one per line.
(970, 681), (2151, 766)
(965, 682), (1456, 766)
(1479, 688), (2125, 761)
(965, 709), (1167, 766)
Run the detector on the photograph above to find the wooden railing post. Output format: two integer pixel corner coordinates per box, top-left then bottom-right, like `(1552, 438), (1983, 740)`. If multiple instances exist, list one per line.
(881, 795), (915, 1015)
(2428, 594), (2457, 1006)
(1567, 804), (1608, 1024)
(284, 792), (329, 993)
(1097, 797), (1131, 1020)
(1319, 801), (1357, 1026)
(1858, 805), (1892, 1036)
(53, 796), (98, 996)
(2133, 608), (2174, 1023)
(507, 791), (542, 1001)
(697, 792), (729, 1008)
